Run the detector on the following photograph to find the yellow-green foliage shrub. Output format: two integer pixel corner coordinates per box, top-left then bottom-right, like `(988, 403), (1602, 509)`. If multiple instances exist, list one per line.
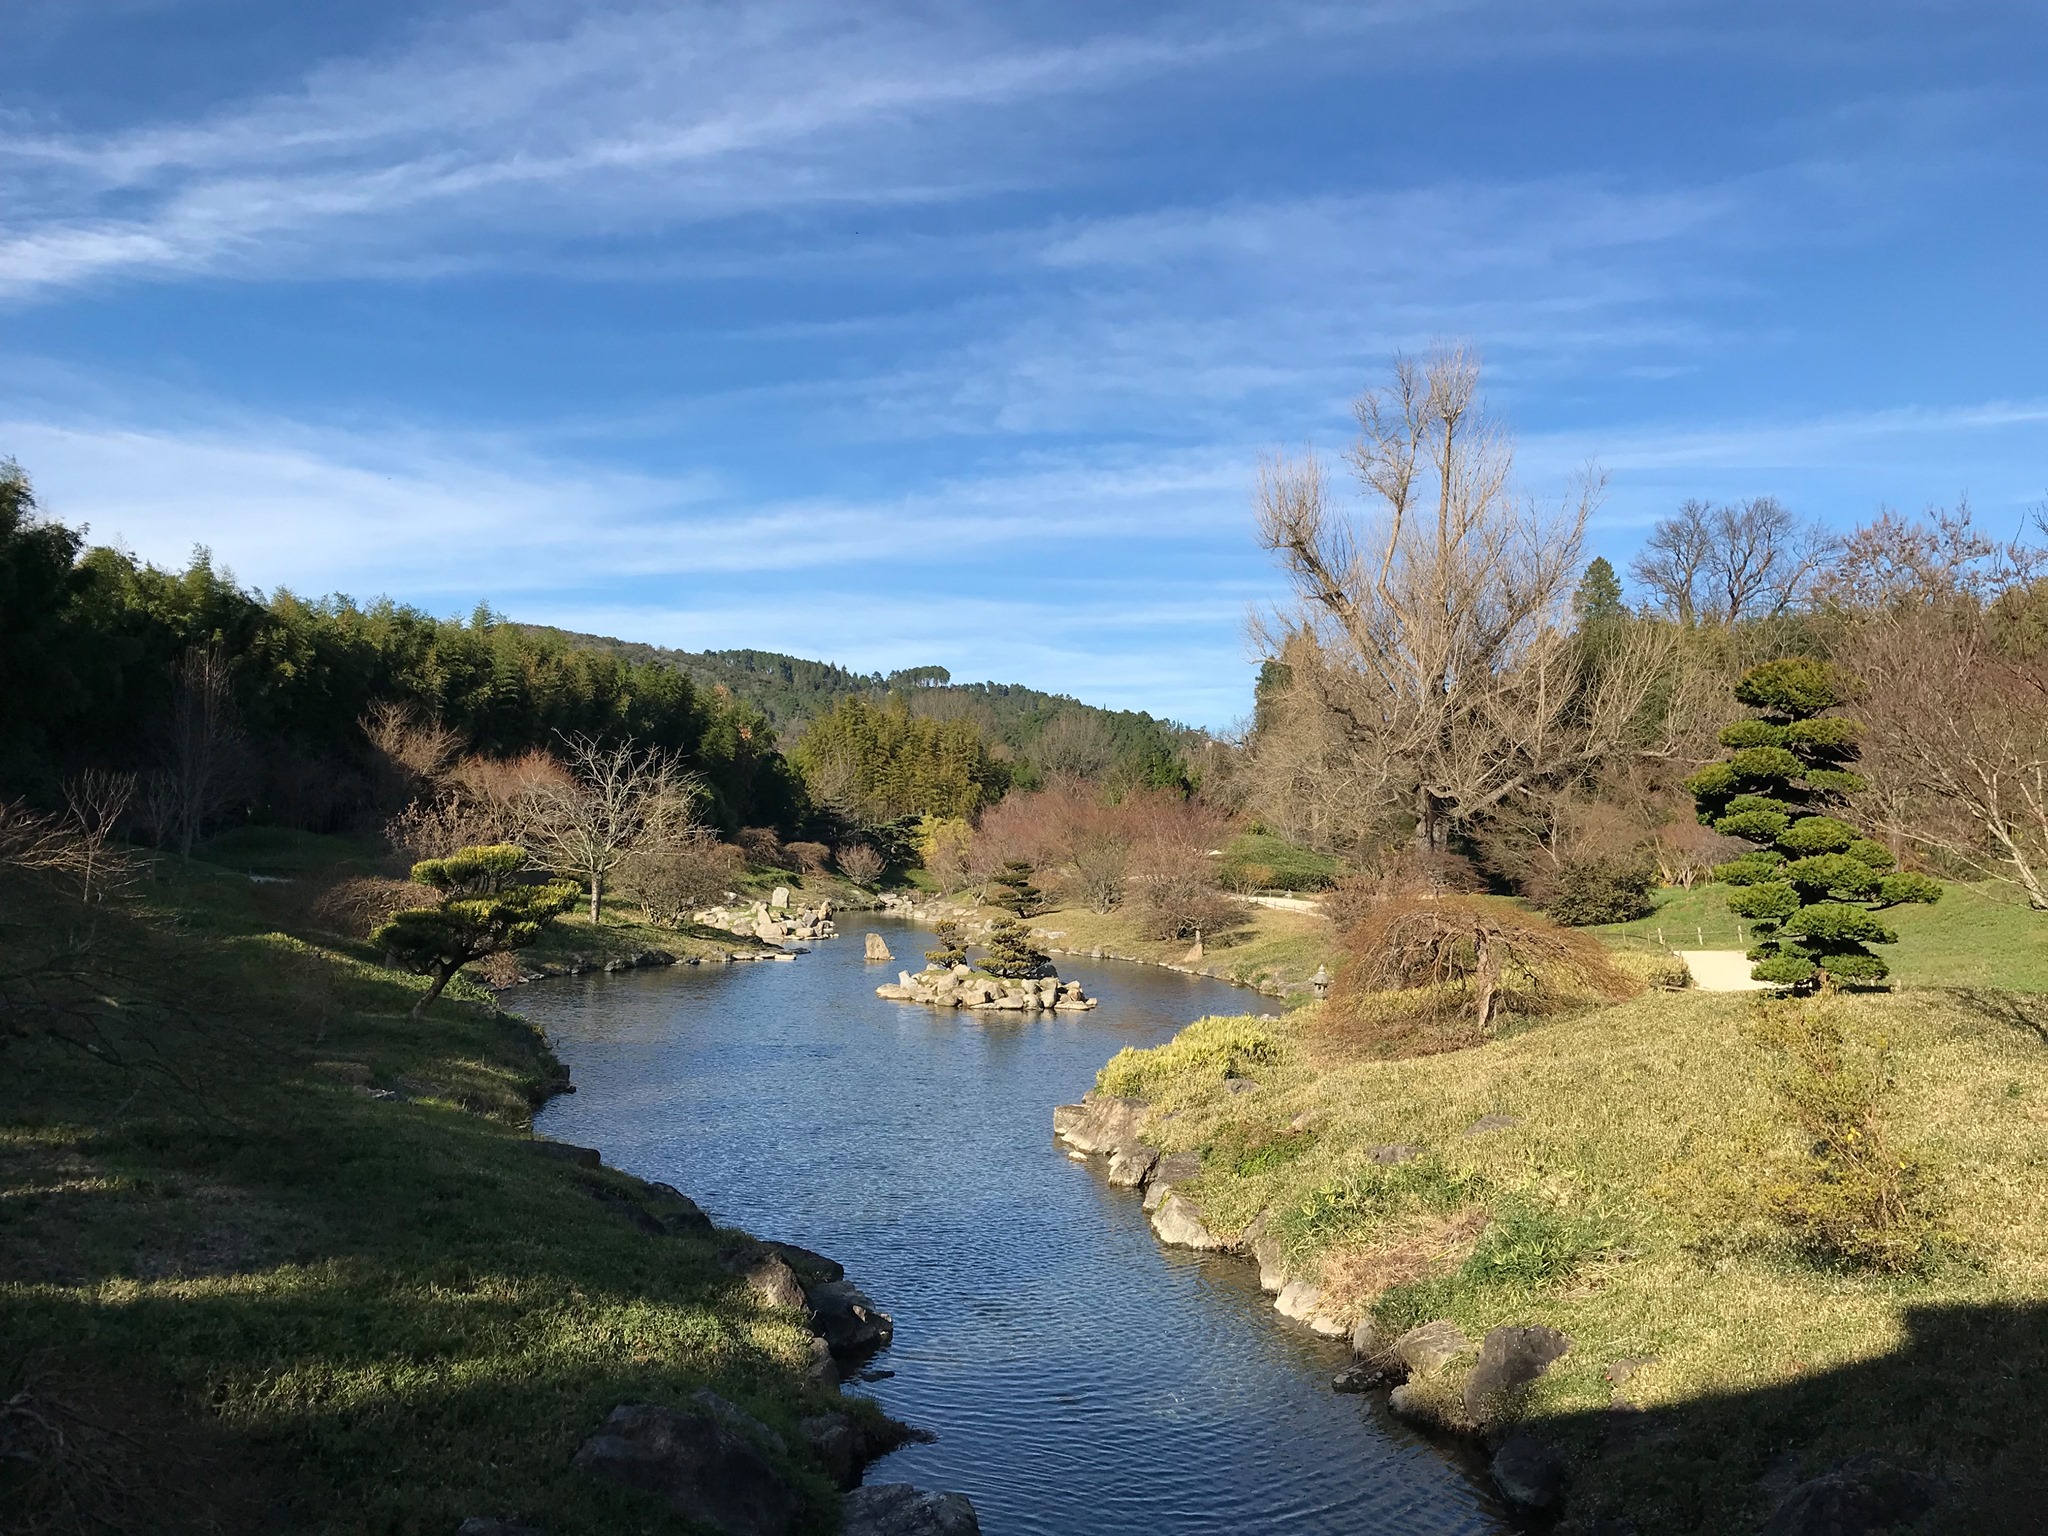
(1096, 1016), (1283, 1100)
(1607, 948), (1691, 989)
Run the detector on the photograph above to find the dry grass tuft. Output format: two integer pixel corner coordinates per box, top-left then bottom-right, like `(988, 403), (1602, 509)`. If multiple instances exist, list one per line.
(1316, 1207), (1490, 1318)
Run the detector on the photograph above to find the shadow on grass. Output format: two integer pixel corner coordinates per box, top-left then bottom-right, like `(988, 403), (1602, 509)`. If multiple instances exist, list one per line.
(1535, 1300), (2048, 1534)
(1943, 987), (2048, 1047)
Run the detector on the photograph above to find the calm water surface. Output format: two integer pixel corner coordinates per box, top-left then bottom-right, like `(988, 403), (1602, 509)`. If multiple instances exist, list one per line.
(522, 917), (1508, 1536)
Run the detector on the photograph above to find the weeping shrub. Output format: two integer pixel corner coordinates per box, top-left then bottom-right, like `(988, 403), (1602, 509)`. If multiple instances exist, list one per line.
(1319, 895), (1639, 1058)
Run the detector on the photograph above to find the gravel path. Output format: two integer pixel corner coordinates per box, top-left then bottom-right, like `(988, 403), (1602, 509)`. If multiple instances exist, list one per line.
(1679, 950), (1774, 992)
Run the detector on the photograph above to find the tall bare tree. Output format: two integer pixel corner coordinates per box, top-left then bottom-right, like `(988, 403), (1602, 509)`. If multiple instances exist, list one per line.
(522, 736), (703, 923)
(1253, 347), (1675, 854)
(1845, 507), (2048, 907)
(1631, 496), (1834, 625)
(145, 644), (243, 858)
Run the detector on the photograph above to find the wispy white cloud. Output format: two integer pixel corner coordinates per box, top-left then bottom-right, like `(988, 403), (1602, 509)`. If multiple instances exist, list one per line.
(0, 3), (1318, 297)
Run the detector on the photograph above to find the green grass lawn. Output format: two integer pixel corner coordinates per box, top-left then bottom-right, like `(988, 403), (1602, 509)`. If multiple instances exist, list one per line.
(1, 849), (858, 1535)
(1593, 880), (2048, 991)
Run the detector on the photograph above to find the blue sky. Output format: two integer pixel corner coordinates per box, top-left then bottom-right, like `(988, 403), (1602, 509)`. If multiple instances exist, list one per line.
(2, 1), (2045, 727)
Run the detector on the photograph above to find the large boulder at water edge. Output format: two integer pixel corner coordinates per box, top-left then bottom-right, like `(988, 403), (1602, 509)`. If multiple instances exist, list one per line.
(1489, 1432), (1569, 1517)
(1051, 1093), (1147, 1154)
(719, 1244), (810, 1313)
(1149, 1192), (1226, 1250)
(572, 1396), (798, 1536)
(1757, 1457), (1938, 1536)
(807, 1279), (894, 1357)
(1463, 1324), (1572, 1423)
(841, 1484), (981, 1536)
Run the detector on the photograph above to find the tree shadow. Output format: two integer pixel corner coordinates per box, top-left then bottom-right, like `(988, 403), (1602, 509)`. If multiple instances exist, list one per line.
(1535, 1300), (2048, 1533)
(1941, 986), (2048, 1046)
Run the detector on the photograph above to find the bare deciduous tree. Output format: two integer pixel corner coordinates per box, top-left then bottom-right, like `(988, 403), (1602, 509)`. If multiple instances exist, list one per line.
(522, 736), (703, 923)
(617, 828), (747, 927)
(145, 644), (244, 857)
(61, 770), (137, 903)
(835, 843), (884, 887)
(1631, 496), (1834, 625)
(1253, 347), (1675, 854)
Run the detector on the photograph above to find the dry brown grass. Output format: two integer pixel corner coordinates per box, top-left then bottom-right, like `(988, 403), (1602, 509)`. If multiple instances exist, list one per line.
(1316, 1206), (1490, 1317)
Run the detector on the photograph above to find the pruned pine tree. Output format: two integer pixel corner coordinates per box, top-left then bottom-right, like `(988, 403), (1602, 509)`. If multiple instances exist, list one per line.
(372, 844), (577, 1016)
(986, 859), (1041, 916)
(1686, 660), (1939, 989)
(979, 915), (1048, 979)
(924, 919), (968, 970)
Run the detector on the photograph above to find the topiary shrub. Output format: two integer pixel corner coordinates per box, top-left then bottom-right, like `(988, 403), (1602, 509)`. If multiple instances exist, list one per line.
(985, 858), (1042, 916)
(371, 844), (578, 1016)
(1684, 658), (1939, 990)
(1545, 856), (1657, 926)
(978, 913), (1049, 978)
(924, 918), (968, 970)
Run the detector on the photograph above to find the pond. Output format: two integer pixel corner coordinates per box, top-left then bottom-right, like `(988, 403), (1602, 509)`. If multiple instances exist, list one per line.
(521, 916), (1508, 1536)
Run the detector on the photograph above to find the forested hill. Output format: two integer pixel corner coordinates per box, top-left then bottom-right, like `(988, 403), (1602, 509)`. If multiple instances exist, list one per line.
(522, 628), (1197, 790)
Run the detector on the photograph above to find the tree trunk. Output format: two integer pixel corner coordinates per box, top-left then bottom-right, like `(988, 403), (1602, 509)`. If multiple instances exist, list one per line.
(1472, 933), (1499, 1034)
(413, 960), (462, 1018)
(589, 873), (603, 925)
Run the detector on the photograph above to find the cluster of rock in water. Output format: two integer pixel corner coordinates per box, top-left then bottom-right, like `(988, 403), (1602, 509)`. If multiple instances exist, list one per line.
(463, 1137), (978, 1536)
(874, 963), (1097, 1011)
(695, 887), (839, 947)
(1052, 1092), (1927, 1534)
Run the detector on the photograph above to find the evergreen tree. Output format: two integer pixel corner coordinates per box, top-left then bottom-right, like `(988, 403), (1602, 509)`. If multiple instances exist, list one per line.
(1573, 557), (1627, 626)
(924, 918), (968, 970)
(1685, 659), (1940, 989)
(371, 845), (578, 1015)
(986, 858), (1041, 915)
(979, 914), (1049, 979)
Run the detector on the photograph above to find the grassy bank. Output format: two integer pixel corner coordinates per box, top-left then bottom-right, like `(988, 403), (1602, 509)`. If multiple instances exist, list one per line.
(1593, 879), (2048, 991)
(1, 850), (861, 1534)
(1088, 983), (2048, 1532)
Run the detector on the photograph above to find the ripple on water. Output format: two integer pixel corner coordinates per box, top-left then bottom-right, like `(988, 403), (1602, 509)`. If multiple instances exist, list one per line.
(522, 918), (1507, 1536)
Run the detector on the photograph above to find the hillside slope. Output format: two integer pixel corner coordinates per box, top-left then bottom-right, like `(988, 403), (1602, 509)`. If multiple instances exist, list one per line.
(523, 628), (1195, 787)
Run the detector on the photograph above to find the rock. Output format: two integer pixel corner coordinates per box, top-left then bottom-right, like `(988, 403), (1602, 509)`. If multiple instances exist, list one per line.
(1274, 1280), (1323, 1324)
(1051, 1094), (1147, 1154)
(807, 1280), (894, 1357)
(1604, 1355), (1654, 1390)
(797, 1410), (918, 1491)
(1105, 1144), (1160, 1188)
(1152, 1149), (1201, 1187)
(1463, 1325), (1572, 1422)
(719, 1246), (808, 1313)
(1223, 1078), (1261, 1096)
(840, 1484), (981, 1536)
(529, 1139), (601, 1168)
(1489, 1432), (1568, 1517)
(1150, 1192), (1225, 1250)
(1389, 1319), (1471, 1376)
(1368, 1143), (1424, 1165)
(1386, 1382), (1451, 1428)
(864, 934), (894, 961)
(764, 1241), (844, 1286)
(1757, 1457), (1938, 1536)
(1351, 1317), (1384, 1357)
(1463, 1113), (1523, 1136)
(457, 1521), (544, 1536)
(644, 1181), (714, 1235)
(770, 887), (790, 908)
(1241, 1209), (1288, 1292)
(1332, 1358), (1400, 1393)
(572, 1397), (798, 1536)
